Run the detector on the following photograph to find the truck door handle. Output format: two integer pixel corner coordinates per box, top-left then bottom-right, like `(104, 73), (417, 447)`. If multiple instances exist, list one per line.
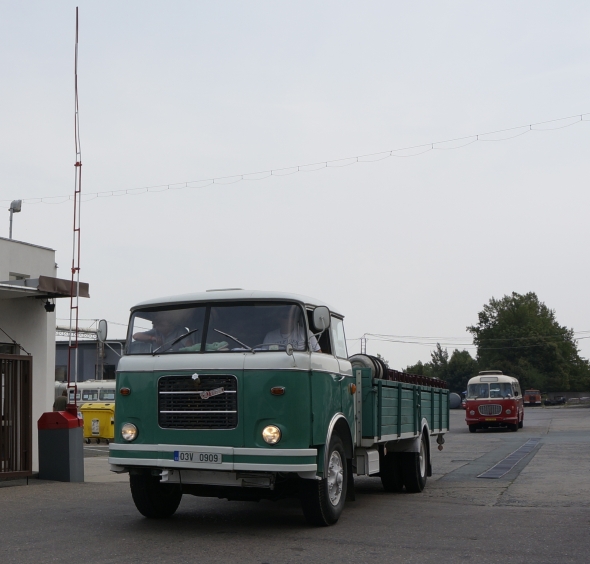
(333, 375), (346, 382)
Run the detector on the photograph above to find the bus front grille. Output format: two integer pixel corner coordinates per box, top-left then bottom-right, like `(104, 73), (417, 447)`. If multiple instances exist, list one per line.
(158, 375), (238, 429)
(478, 404), (502, 416)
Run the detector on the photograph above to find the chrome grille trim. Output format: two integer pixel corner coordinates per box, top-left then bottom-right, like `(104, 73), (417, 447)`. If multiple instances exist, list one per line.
(478, 404), (502, 416)
(158, 374), (238, 429)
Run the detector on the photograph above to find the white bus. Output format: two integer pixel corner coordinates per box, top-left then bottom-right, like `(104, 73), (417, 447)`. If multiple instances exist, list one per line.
(54, 380), (116, 403)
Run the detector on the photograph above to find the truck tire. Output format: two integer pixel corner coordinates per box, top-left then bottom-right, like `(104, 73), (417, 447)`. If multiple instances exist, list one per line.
(300, 434), (347, 526)
(380, 449), (404, 492)
(401, 433), (428, 493)
(130, 471), (182, 519)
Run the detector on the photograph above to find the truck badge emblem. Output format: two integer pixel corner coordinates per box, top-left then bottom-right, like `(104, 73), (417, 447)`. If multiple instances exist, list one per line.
(199, 387), (224, 400)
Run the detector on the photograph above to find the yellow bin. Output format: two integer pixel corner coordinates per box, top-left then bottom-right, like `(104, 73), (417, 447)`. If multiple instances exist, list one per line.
(80, 402), (115, 444)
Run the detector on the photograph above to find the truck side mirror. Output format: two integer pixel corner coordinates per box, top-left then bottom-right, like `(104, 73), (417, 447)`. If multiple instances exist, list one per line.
(312, 306), (331, 332)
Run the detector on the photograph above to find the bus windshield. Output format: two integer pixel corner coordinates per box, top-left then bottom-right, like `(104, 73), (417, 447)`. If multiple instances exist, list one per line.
(468, 382), (514, 399)
(126, 301), (312, 355)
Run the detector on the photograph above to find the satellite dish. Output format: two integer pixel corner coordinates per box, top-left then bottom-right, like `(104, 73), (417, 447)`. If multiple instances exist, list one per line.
(97, 319), (108, 342)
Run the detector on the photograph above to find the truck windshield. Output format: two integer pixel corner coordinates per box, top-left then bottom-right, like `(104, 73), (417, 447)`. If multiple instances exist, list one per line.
(126, 301), (310, 355)
(468, 383), (514, 399)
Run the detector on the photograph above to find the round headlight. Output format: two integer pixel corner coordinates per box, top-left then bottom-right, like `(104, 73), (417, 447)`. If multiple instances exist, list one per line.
(469, 410), (475, 416)
(121, 422), (138, 442)
(262, 425), (281, 445)
(506, 409), (511, 415)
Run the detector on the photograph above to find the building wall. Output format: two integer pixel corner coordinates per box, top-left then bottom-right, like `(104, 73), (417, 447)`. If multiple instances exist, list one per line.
(55, 340), (124, 389)
(0, 237), (56, 280)
(0, 237), (57, 473)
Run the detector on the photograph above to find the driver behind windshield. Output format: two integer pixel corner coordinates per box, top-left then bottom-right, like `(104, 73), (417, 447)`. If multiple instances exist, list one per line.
(133, 310), (193, 350)
(263, 305), (321, 352)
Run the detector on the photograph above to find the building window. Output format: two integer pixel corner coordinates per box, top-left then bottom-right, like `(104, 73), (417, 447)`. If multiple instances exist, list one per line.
(55, 365), (68, 381)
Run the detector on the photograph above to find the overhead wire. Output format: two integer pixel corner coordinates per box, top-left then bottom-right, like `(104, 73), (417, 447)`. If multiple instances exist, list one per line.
(2, 112), (588, 206)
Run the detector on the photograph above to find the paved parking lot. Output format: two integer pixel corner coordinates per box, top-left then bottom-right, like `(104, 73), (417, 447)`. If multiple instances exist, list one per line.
(1, 406), (589, 563)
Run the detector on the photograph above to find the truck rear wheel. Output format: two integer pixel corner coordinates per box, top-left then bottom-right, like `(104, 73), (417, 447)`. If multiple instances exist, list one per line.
(401, 433), (428, 493)
(130, 471), (182, 519)
(380, 449), (404, 492)
(300, 435), (347, 526)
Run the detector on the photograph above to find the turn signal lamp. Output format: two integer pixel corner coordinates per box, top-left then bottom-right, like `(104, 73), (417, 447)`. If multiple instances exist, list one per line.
(349, 383), (357, 394)
(270, 387), (285, 396)
(262, 425), (281, 444)
(122, 422), (138, 442)
(120, 387), (131, 396)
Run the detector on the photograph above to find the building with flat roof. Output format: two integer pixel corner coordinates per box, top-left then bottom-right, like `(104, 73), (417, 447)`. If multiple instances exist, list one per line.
(0, 236), (88, 478)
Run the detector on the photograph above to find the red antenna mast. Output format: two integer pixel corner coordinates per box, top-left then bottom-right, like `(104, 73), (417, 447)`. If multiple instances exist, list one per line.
(67, 7), (82, 412)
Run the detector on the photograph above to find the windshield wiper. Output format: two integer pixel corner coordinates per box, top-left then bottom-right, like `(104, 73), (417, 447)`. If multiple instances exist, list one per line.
(213, 329), (253, 353)
(152, 329), (199, 355)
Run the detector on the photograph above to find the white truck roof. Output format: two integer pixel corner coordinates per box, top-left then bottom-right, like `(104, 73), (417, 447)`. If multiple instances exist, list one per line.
(131, 289), (343, 317)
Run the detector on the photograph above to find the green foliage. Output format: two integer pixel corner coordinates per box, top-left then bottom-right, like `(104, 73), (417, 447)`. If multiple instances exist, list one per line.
(405, 344), (478, 393)
(467, 292), (590, 392)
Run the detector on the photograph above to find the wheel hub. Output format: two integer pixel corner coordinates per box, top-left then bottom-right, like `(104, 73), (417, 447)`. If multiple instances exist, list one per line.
(419, 439), (426, 477)
(327, 450), (344, 506)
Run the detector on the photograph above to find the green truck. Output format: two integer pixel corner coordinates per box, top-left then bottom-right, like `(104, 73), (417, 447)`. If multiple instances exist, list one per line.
(109, 290), (449, 526)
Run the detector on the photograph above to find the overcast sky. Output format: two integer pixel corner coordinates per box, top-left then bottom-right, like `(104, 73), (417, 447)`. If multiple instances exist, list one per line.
(1, 1), (589, 368)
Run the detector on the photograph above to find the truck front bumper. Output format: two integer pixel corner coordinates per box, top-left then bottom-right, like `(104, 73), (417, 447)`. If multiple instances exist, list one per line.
(108, 443), (317, 474)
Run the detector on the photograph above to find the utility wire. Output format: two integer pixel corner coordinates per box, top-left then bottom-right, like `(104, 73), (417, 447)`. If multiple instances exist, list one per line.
(3, 112), (588, 206)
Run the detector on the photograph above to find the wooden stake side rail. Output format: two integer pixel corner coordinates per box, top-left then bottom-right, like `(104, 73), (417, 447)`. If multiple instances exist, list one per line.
(359, 370), (449, 443)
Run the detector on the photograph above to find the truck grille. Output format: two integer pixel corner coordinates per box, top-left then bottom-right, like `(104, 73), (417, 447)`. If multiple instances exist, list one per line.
(478, 404), (502, 416)
(158, 375), (238, 429)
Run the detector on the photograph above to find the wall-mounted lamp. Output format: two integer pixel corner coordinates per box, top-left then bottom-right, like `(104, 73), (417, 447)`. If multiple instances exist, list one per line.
(8, 200), (22, 240)
(44, 299), (55, 313)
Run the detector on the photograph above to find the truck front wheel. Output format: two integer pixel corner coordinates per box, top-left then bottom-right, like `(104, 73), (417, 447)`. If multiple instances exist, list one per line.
(300, 435), (347, 526)
(401, 432), (428, 493)
(130, 471), (182, 519)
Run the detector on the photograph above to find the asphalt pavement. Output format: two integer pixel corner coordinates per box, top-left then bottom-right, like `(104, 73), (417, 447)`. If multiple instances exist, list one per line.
(1, 406), (589, 563)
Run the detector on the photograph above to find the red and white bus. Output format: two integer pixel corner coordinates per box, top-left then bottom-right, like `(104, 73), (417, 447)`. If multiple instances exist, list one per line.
(465, 371), (524, 433)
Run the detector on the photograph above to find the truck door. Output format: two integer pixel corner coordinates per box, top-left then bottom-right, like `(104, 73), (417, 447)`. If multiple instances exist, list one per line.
(310, 352), (342, 445)
(332, 317), (355, 435)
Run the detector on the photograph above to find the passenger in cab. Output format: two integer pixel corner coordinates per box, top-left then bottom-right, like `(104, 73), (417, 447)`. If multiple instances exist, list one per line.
(133, 310), (194, 350)
(263, 305), (321, 352)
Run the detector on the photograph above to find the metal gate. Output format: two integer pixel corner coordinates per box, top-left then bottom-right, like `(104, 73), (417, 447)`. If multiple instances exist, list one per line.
(0, 355), (32, 480)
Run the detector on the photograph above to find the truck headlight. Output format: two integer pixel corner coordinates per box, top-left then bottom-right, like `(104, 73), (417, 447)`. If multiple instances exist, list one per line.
(262, 425), (281, 444)
(121, 423), (138, 442)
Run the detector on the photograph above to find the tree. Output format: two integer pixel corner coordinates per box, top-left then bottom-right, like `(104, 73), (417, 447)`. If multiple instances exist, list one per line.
(406, 344), (478, 393)
(467, 292), (590, 392)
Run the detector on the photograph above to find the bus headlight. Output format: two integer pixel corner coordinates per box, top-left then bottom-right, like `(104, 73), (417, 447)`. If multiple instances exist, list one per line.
(469, 410), (475, 416)
(262, 425), (281, 444)
(121, 423), (138, 442)
(506, 409), (511, 415)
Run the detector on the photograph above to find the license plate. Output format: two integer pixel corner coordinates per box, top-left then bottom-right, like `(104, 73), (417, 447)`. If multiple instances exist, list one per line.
(174, 451), (222, 464)
(485, 418), (497, 421)
(91, 419), (100, 435)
